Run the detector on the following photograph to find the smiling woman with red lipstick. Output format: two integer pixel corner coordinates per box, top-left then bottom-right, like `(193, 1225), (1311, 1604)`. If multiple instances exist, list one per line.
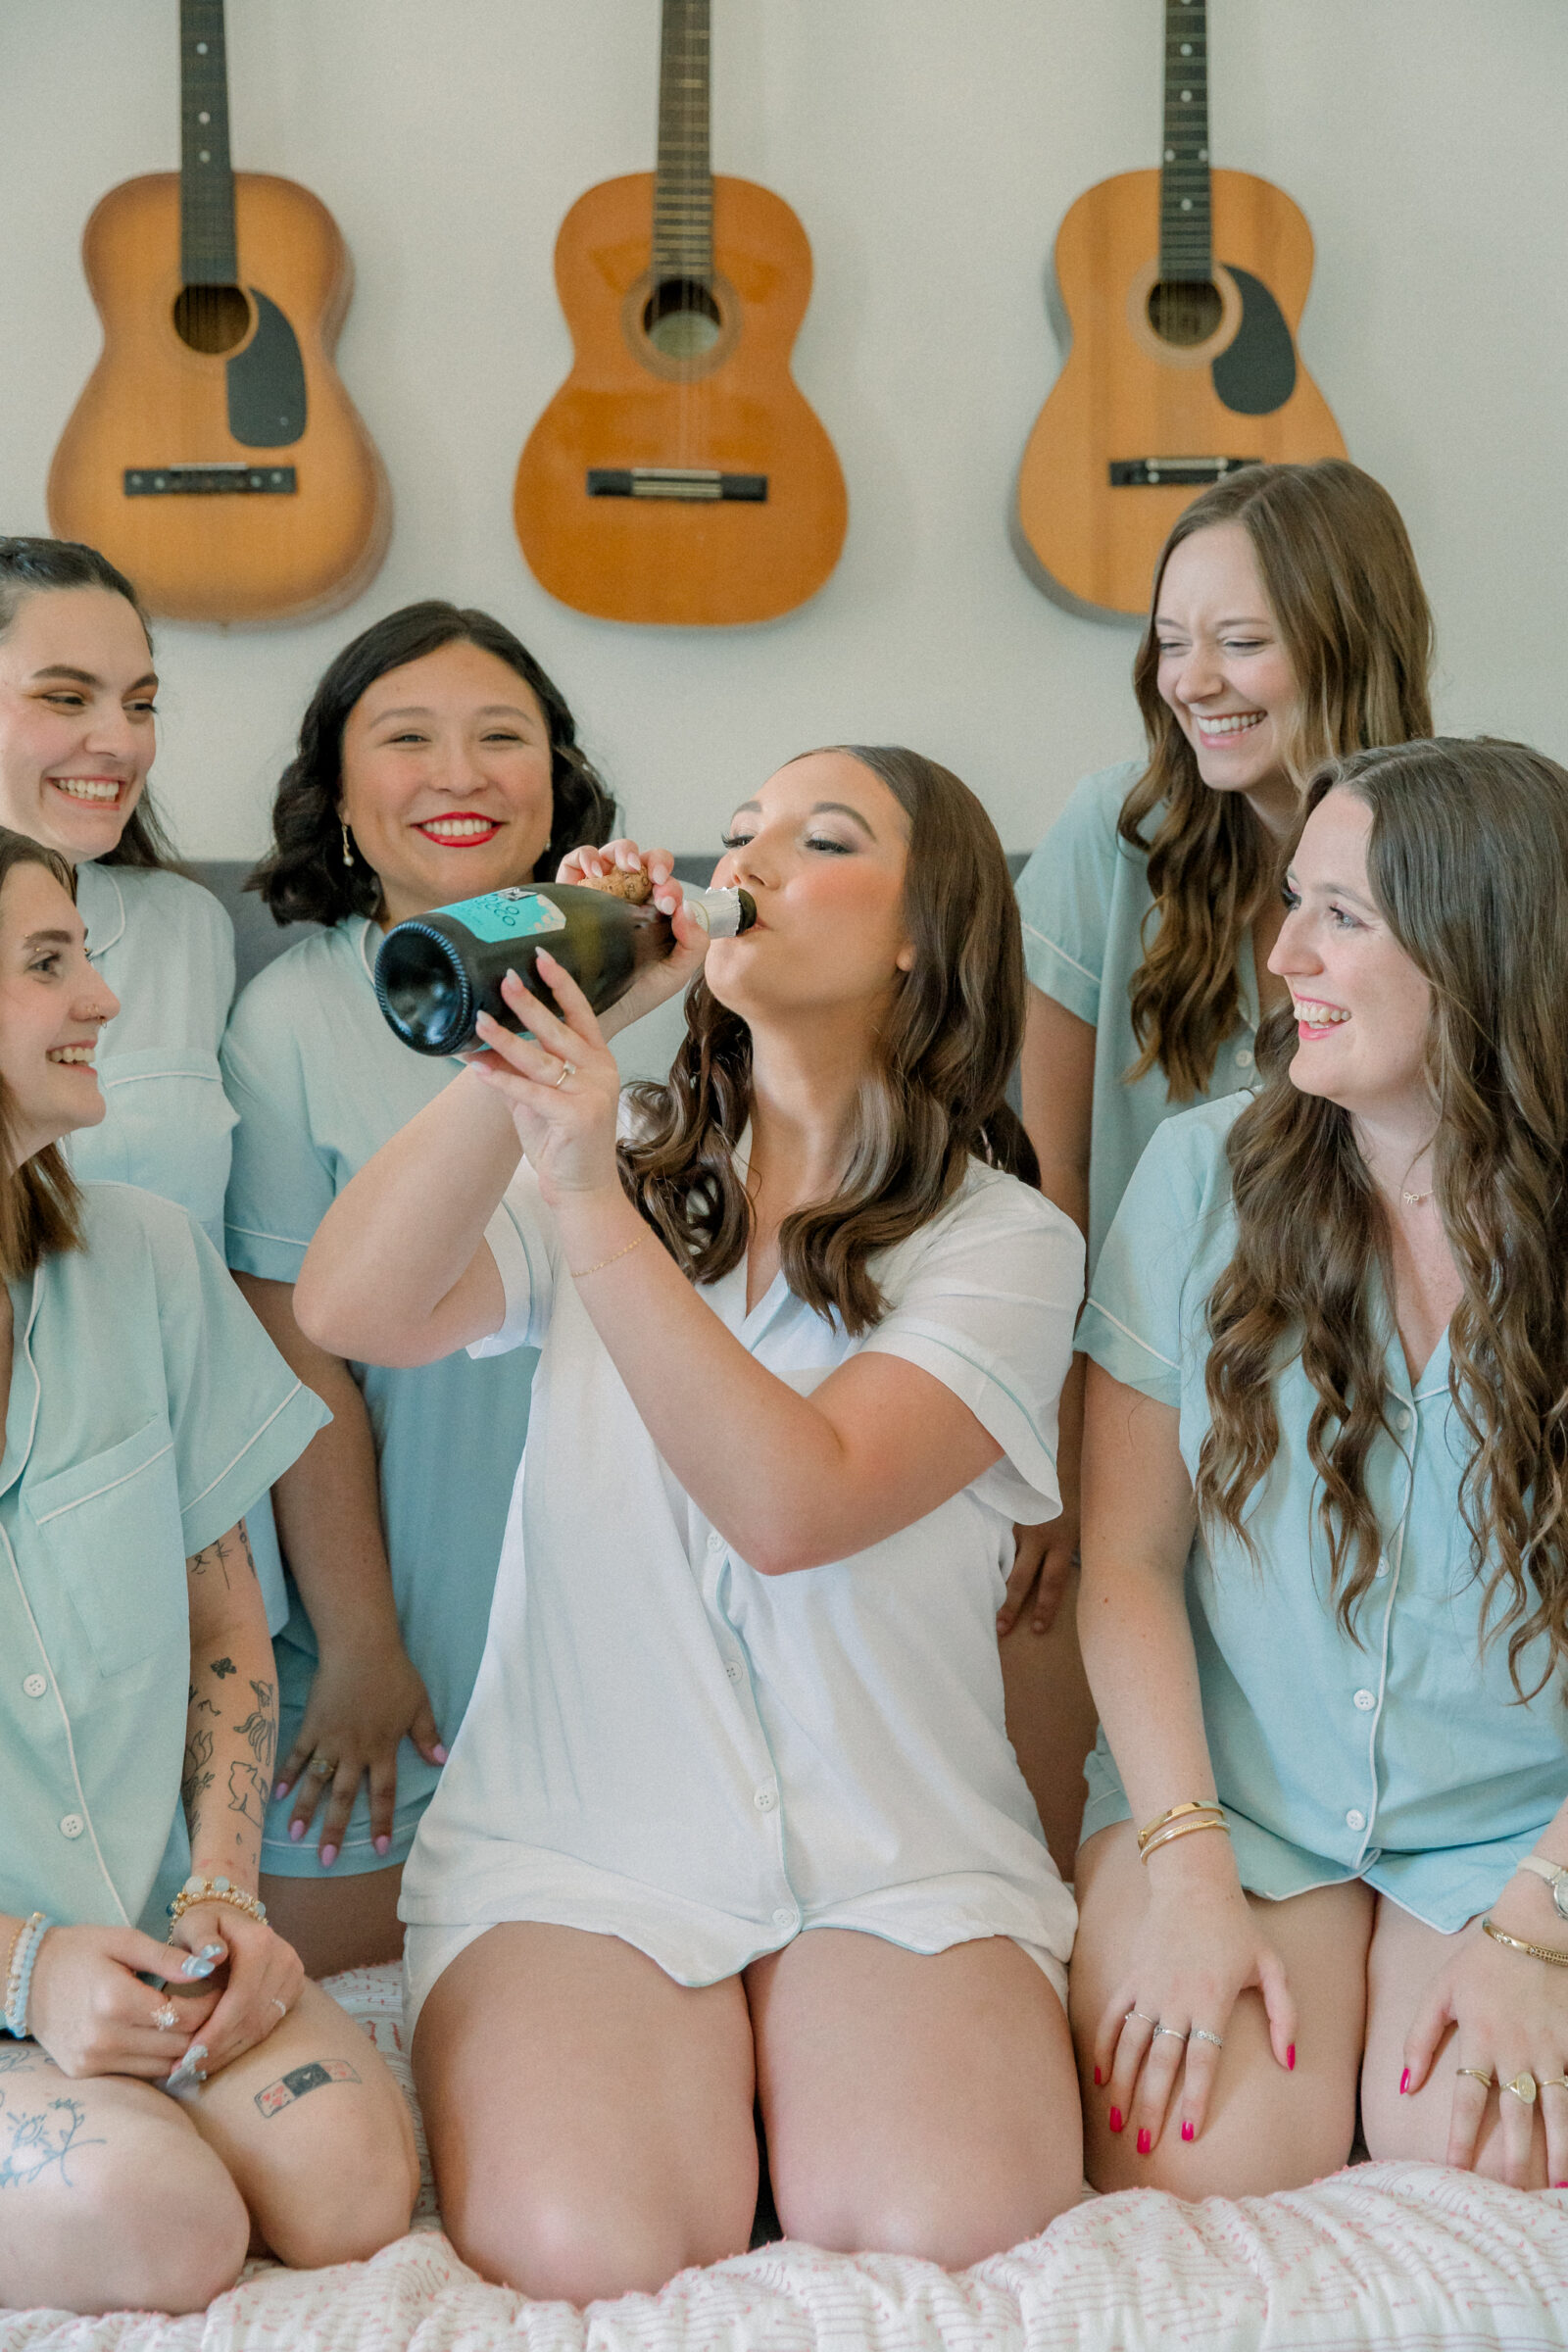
(221, 604), (613, 1977)
(1070, 737), (1568, 2204)
(999, 465), (1437, 1894)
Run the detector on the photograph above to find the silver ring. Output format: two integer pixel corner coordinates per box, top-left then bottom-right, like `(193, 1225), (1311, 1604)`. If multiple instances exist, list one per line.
(270, 1996), (288, 2018)
(1190, 2026), (1224, 2050)
(1152, 2023), (1190, 2042)
(552, 1059), (576, 1087)
(152, 2002), (179, 2031)
(1124, 2007), (1158, 2029)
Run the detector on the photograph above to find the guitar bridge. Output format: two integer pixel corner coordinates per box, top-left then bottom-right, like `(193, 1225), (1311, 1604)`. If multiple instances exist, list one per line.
(586, 467), (767, 502)
(1109, 458), (1260, 487)
(123, 465), (297, 496)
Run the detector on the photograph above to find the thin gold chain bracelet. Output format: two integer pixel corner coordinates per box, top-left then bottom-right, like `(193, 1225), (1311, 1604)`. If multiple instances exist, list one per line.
(1482, 1916), (1568, 1968)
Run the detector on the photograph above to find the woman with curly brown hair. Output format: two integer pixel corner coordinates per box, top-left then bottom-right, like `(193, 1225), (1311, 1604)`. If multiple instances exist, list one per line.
(1000, 461), (1435, 1877)
(296, 747), (1086, 2296)
(220, 604), (614, 1977)
(1070, 737), (1568, 2200)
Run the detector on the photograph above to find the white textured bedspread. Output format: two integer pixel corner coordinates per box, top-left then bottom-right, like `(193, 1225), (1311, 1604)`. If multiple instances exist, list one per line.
(5, 1964), (1567, 2352)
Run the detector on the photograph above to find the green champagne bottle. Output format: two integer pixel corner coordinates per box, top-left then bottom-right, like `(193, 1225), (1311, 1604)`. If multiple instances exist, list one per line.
(373, 880), (757, 1056)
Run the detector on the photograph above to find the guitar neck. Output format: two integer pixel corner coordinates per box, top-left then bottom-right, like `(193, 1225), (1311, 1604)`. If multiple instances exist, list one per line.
(652, 0), (712, 282)
(1159, 0), (1212, 281)
(180, 0), (238, 284)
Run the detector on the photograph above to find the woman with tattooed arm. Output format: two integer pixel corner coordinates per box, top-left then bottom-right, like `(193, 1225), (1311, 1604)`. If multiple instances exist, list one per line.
(0, 829), (415, 2315)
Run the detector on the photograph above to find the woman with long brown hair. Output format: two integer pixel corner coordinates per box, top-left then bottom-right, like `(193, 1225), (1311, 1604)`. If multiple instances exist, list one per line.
(295, 747), (1085, 2298)
(1001, 461), (1435, 1870)
(1071, 737), (1568, 2198)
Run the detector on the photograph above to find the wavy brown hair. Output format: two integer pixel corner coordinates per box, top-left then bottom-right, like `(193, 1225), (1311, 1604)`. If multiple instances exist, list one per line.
(1121, 461), (1434, 1100)
(0, 828), (86, 1274)
(619, 746), (1039, 1335)
(1197, 738), (1568, 1695)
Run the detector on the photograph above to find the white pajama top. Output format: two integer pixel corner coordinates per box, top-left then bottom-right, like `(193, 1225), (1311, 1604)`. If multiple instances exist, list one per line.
(399, 1138), (1083, 1988)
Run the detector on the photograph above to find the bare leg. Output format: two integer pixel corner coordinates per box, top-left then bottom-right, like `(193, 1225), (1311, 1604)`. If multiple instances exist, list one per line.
(1001, 1565), (1099, 1878)
(260, 1864), (406, 1977)
(1362, 1896), (1551, 2187)
(1070, 1823), (1372, 2196)
(183, 1979), (417, 2266)
(0, 2041), (249, 2316)
(750, 1930), (1081, 2266)
(413, 1924), (758, 2301)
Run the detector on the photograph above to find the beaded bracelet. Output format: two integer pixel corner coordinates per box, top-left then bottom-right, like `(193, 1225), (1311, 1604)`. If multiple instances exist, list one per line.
(3, 1913), (51, 2037)
(168, 1875), (268, 1929)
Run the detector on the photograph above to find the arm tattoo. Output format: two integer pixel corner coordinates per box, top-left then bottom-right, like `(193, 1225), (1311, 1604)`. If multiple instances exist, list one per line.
(227, 1760), (268, 1834)
(182, 1724), (216, 1812)
(236, 1679), (277, 1773)
(211, 1656), (236, 1680)
(186, 1524), (259, 1592)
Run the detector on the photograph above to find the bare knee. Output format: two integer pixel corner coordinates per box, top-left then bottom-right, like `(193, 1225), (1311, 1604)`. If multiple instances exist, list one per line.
(258, 2103), (418, 2269)
(450, 2183), (747, 2303)
(6, 2137), (250, 2317)
(779, 2157), (1079, 2268)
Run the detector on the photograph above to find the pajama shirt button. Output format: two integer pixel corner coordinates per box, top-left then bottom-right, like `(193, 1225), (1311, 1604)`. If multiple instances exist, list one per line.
(755, 1788), (777, 1812)
(725, 1661), (744, 1683)
(1235, 1049), (1254, 1070)
(23, 1673), (46, 1697)
(1346, 1808), (1367, 1833)
(772, 1908), (796, 1928)
(60, 1813), (84, 1838)
(1375, 1555), (1391, 1578)
(1353, 1690), (1376, 1711)
(707, 1533), (724, 1552)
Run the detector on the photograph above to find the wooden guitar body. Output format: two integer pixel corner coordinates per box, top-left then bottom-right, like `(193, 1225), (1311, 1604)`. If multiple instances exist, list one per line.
(48, 172), (390, 625)
(514, 172), (847, 626)
(1016, 168), (1346, 618)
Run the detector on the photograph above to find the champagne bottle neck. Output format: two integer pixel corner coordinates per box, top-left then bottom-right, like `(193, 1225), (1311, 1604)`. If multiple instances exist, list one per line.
(685, 885), (757, 938)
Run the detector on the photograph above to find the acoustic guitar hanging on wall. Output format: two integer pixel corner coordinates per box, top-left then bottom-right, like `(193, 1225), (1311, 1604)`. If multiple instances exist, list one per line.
(514, 0), (847, 627)
(47, 0), (390, 626)
(1014, 0), (1346, 619)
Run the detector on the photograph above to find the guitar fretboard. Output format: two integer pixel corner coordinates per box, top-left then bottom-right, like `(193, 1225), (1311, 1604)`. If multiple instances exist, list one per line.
(1159, 0), (1212, 281)
(652, 0), (712, 282)
(180, 0), (237, 284)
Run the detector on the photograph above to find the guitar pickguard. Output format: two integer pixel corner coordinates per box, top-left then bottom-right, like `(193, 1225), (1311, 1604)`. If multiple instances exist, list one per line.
(1210, 267), (1297, 416)
(226, 289), (307, 446)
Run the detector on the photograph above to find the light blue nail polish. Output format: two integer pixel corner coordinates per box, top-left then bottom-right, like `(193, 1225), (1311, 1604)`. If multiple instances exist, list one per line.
(182, 1957), (216, 1979)
(199, 1943), (224, 1959)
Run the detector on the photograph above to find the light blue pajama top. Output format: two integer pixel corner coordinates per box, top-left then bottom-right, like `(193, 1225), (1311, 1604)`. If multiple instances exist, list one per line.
(1078, 1096), (1568, 1935)
(0, 1185), (326, 1939)
(1013, 760), (1262, 1277)
(221, 918), (537, 1877)
(67, 860), (291, 1635)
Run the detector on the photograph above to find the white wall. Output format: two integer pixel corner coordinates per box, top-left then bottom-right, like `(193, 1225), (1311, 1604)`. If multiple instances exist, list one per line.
(3, 0), (1565, 860)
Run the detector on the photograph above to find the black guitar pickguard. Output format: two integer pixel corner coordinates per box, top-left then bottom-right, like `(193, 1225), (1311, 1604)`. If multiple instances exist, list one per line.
(1211, 267), (1297, 417)
(226, 289), (307, 447)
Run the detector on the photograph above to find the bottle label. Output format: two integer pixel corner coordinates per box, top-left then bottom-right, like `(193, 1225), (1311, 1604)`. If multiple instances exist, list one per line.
(440, 889), (568, 946)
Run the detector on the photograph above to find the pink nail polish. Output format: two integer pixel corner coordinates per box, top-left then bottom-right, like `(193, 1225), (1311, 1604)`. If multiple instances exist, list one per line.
(1556, 2182), (1568, 2191)
(1181, 2121), (1195, 2143)
(1136, 2129), (1152, 2156)
(272, 1780), (290, 1798)
(1399, 2066), (1409, 2094)
(432, 1744), (449, 1764)
(1107, 2106), (1124, 2134)
(373, 1835), (390, 1857)
(288, 1819), (305, 1842)
(1093, 2066), (1102, 2087)
(320, 1843), (338, 1868)
(1288, 2044), (1297, 2073)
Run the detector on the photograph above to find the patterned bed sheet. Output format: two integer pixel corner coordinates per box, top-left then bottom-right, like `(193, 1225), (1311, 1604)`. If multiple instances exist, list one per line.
(4, 1962), (1567, 2352)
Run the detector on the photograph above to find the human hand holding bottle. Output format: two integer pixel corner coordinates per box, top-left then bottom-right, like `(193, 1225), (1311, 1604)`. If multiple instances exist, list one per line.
(556, 839), (710, 1036)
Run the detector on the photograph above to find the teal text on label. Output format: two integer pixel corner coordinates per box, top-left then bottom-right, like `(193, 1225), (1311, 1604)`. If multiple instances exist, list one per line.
(441, 890), (568, 946)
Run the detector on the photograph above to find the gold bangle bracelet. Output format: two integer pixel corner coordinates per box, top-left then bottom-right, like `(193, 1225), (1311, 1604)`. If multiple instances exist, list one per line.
(568, 1233), (644, 1281)
(1137, 1800), (1225, 1851)
(1140, 1815), (1233, 1864)
(1481, 1916), (1568, 1968)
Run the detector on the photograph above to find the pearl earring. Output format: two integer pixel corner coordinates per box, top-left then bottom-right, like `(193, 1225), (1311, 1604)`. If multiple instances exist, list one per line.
(340, 821), (354, 868)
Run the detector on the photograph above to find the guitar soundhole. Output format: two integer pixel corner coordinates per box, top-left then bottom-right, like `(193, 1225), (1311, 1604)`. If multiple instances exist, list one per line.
(643, 277), (722, 361)
(1147, 279), (1224, 349)
(172, 283), (252, 357)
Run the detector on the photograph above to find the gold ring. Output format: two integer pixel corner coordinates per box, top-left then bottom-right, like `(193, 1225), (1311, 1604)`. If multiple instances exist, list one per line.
(1503, 2071), (1539, 2105)
(1455, 2066), (1494, 2089)
(1542, 2077), (1568, 2093)
(152, 2002), (179, 2031)
(309, 1755), (337, 1778)
(552, 1060), (576, 1087)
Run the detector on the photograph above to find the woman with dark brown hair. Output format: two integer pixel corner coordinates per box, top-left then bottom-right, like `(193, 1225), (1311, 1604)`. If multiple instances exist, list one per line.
(1000, 460), (1435, 1870)
(295, 747), (1085, 2297)
(1070, 737), (1568, 2200)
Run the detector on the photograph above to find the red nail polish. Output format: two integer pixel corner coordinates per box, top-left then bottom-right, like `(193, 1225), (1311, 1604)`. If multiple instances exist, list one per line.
(1093, 2066), (1102, 2087)
(1399, 2066), (1409, 2094)
(1136, 2129), (1152, 2155)
(1288, 2044), (1297, 2072)
(1108, 2106), (1124, 2133)
(1181, 2121), (1195, 2142)
(1556, 2182), (1568, 2191)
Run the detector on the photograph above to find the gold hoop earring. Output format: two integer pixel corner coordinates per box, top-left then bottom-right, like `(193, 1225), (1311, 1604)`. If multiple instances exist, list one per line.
(340, 820), (354, 868)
